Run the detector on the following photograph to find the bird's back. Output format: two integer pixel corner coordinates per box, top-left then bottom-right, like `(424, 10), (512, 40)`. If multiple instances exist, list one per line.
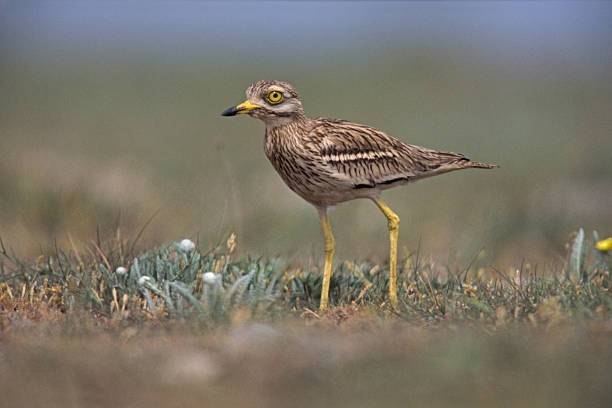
(306, 117), (495, 187)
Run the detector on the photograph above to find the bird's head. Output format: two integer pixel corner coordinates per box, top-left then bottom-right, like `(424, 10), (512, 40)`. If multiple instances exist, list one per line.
(221, 80), (305, 127)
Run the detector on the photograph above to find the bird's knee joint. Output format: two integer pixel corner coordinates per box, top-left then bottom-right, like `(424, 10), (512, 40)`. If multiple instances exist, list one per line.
(387, 214), (400, 231)
(325, 240), (335, 253)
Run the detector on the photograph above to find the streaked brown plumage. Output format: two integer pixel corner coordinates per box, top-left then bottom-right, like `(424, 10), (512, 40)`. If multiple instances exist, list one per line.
(222, 80), (497, 310)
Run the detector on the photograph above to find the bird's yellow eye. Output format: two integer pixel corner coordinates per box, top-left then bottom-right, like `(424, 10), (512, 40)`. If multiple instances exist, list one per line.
(267, 90), (283, 104)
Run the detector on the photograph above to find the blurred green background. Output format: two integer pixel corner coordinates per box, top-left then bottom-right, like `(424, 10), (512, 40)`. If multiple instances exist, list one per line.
(1, 1), (611, 267)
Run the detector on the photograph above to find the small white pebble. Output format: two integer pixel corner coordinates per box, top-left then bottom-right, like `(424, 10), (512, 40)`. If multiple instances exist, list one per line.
(138, 275), (153, 286)
(202, 272), (217, 286)
(179, 239), (196, 252)
(115, 266), (127, 276)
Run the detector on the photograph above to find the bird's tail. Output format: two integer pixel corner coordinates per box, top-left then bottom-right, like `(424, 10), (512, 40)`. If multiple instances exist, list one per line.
(413, 157), (498, 181)
(462, 160), (499, 169)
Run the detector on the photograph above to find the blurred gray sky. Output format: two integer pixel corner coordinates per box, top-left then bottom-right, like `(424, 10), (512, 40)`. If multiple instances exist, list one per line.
(2, 1), (611, 70)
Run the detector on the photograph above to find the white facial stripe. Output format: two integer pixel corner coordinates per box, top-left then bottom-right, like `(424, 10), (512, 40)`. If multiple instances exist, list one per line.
(273, 102), (296, 113)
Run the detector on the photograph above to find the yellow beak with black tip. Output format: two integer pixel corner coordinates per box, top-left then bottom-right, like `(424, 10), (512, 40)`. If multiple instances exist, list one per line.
(221, 100), (262, 116)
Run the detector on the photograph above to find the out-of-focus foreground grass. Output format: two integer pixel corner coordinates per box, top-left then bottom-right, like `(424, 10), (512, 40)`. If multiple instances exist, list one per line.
(2, 321), (611, 408)
(1, 3), (611, 268)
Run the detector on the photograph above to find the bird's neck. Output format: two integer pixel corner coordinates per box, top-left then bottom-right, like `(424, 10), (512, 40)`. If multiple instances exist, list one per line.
(264, 115), (313, 152)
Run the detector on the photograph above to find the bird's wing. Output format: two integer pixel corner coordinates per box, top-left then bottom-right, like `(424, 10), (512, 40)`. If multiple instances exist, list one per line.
(305, 118), (469, 188)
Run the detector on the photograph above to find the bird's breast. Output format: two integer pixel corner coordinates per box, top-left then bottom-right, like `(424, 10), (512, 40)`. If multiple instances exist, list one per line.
(263, 128), (351, 205)
(264, 130), (312, 186)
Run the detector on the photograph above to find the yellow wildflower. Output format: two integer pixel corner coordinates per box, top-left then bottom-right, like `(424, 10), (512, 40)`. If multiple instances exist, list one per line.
(596, 237), (612, 252)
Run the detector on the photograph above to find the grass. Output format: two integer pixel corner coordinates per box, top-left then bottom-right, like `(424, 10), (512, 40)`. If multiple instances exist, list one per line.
(1, 200), (606, 390)
(1, 230), (611, 407)
(2, 229), (610, 327)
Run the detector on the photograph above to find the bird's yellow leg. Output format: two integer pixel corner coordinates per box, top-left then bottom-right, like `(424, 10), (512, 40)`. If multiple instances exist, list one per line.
(318, 210), (335, 311)
(374, 200), (400, 308)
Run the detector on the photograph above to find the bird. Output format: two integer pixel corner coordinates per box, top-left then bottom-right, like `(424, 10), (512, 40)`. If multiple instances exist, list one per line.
(221, 80), (497, 310)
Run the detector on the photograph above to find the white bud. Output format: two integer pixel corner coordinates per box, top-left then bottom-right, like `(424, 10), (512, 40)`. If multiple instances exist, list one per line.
(202, 272), (217, 286)
(115, 266), (127, 276)
(179, 239), (196, 252)
(138, 275), (153, 286)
